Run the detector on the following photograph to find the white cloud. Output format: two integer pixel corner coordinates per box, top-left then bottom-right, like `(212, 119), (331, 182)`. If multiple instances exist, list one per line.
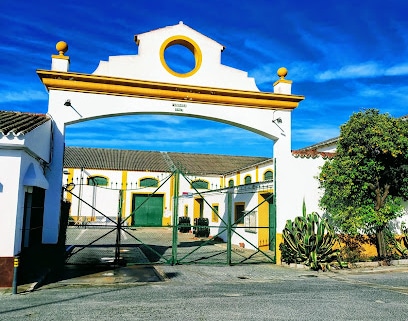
(292, 125), (340, 148)
(316, 62), (382, 81)
(250, 61), (318, 86)
(314, 62), (408, 82)
(251, 61), (408, 85)
(0, 90), (48, 103)
(385, 63), (408, 76)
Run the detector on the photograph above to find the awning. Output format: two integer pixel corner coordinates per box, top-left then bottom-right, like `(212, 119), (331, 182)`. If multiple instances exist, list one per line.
(23, 163), (49, 190)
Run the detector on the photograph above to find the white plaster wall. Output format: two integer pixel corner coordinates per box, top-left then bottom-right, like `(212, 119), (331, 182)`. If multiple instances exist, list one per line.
(230, 189), (259, 249)
(0, 151), (21, 256)
(24, 121), (51, 162)
(275, 155), (325, 233)
(52, 89), (286, 144)
(67, 168), (124, 220)
(75, 185), (119, 220)
(0, 134), (24, 146)
(43, 90), (67, 243)
(0, 148), (48, 256)
(179, 187), (261, 250)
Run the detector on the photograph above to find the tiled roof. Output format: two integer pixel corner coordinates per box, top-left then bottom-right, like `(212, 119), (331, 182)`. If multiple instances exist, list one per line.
(64, 148), (169, 172)
(64, 147), (269, 175)
(297, 136), (338, 151)
(0, 111), (49, 136)
(167, 151), (269, 175)
(292, 149), (335, 159)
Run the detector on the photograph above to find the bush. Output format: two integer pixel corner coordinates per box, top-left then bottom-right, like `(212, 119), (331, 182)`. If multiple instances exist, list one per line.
(337, 234), (369, 263)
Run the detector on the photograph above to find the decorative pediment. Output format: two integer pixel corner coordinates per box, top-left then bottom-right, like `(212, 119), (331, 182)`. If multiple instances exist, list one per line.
(93, 22), (259, 91)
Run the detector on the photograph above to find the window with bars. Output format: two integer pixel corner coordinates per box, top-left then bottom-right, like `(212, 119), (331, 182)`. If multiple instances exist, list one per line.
(264, 170), (273, 181)
(212, 204), (219, 222)
(140, 177), (159, 187)
(235, 202), (245, 224)
(191, 179), (209, 189)
(87, 176), (108, 186)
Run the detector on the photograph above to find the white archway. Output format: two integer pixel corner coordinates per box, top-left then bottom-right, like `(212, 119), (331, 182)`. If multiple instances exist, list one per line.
(38, 23), (304, 243)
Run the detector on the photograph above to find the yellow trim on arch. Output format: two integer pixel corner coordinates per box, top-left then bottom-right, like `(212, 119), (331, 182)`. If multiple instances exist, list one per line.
(159, 35), (202, 78)
(37, 70), (304, 110)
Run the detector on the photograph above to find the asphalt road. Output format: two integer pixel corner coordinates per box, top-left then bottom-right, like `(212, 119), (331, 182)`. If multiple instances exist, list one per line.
(1, 264), (408, 321)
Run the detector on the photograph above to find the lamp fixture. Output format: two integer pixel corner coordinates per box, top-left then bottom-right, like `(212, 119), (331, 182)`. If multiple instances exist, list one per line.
(272, 116), (284, 134)
(64, 99), (82, 118)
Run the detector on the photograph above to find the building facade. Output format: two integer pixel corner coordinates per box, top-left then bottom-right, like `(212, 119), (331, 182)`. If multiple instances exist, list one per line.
(0, 111), (51, 287)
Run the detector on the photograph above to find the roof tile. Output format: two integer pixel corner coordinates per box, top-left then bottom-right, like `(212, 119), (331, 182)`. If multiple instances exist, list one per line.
(0, 111), (49, 136)
(64, 147), (270, 175)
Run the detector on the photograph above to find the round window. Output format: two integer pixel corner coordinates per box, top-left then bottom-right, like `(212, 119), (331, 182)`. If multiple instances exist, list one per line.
(160, 36), (202, 78)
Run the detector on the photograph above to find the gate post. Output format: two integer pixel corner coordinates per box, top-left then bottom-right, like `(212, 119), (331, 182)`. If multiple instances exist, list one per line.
(115, 189), (123, 266)
(227, 187), (233, 265)
(171, 170), (180, 265)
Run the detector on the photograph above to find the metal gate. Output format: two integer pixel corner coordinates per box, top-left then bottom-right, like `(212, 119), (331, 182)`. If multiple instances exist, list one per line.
(63, 169), (275, 267)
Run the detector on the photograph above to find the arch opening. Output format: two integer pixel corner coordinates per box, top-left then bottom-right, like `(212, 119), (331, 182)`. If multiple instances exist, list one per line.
(65, 114), (275, 157)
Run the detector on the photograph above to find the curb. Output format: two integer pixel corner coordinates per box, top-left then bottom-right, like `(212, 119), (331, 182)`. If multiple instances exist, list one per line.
(284, 259), (408, 273)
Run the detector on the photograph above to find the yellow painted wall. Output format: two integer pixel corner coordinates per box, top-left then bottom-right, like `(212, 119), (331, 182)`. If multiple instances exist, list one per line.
(121, 171), (128, 219)
(276, 233), (283, 265)
(65, 168), (74, 204)
(257, 193), (269, 251)
(193, 198), (202, 219)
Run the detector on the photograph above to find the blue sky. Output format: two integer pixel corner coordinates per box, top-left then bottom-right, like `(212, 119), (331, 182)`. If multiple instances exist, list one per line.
(1, 0), (407, 157)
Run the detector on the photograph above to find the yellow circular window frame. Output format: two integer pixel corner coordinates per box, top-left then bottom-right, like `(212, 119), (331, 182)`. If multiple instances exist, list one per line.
(160, 35), (202, 78)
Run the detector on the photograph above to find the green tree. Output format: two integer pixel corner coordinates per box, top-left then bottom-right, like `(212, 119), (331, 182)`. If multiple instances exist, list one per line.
(319, 109), (408, 258)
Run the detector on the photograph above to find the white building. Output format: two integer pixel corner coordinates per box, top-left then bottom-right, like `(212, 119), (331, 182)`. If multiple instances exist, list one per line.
(0, 111), (51, 287)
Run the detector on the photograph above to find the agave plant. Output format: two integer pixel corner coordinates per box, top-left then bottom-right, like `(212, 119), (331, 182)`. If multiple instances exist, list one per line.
(281, 209), (339, 271)
(394, 222), (408, 256)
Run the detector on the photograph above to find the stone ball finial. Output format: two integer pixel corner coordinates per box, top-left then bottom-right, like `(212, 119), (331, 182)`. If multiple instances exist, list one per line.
(277, 67), (288, 79)
(56, 41), (68, 55)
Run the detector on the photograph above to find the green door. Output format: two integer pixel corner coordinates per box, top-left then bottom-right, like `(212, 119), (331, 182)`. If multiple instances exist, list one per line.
(132, 194), (163, 227)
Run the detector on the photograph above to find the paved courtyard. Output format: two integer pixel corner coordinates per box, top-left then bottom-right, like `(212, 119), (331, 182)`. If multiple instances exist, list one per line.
(65, 226), (275, 265)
